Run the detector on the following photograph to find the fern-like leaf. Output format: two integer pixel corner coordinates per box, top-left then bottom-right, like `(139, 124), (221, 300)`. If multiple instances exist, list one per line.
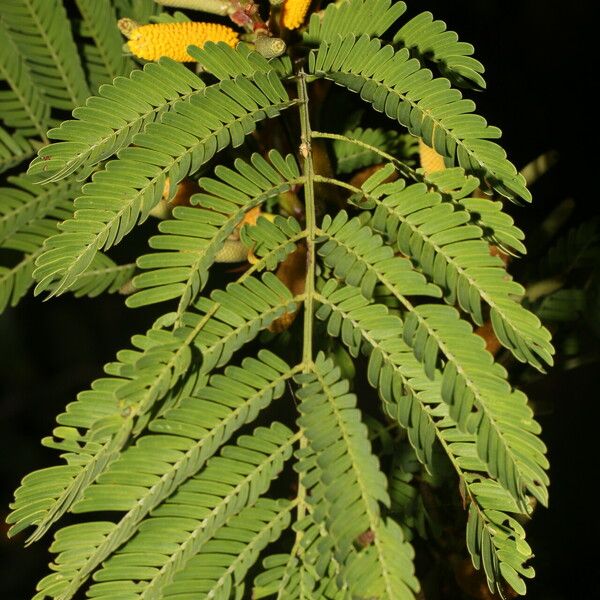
(1, 178), (81, 313)
(75, 0), (134, 92)
(28, 58), (206, 183)
(402, 304), (549, 507)
(161, 498), (294, 599)
(67, 255), (134, 298)
(426, 166), (527, 255)
(241, 214), (304, 271)
(128, 151), (303, 314)
(3, 4), (551, 597)
(316, 133), (527, 254)
(309, 34), (530, 202)
(296, 353), (419, 599)
(316, 282), (537, 596)
(0, 175), (80, 245)
(0, 20), (50, 138)
(318, 210), (441, 300)
(39, 403), (298, 600)
(355, 169), (553, 369)
(316, 219), (548, 507)
(1, 218), (55, 313)
(33, 72), (295, 297)
(1, 229), (130, 312)
(0, 187), (129, 312)
(1, 0), (90, 110)
(7, 273), (297, 542)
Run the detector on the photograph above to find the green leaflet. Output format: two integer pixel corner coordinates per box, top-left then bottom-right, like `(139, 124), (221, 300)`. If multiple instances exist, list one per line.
(403, 304), (549, 507)
(296, 353), (419, 599)
(0, 174), (131, 311)
(189, 41), (293, 81)
(318, 210), (441, 300)
(0, 175), (80, 245)
(1, 220), (55, 313)
(67, 255), (135, 298)
(314, 278), (548, 508)
(7, 273), (297, 546)
(317, 205), (549, 507)
(42, 411), (299, 599)
(0, 177), (81, 313)
(160, 498), (295, 599)
(28, 58), (206, 183)
(314, 133), (526, 254)
(254, 519), (346, 599)
(28, 44), (287, 185)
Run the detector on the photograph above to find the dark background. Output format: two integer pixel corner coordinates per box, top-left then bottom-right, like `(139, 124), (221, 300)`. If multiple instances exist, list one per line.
(1, 1), (596, 598)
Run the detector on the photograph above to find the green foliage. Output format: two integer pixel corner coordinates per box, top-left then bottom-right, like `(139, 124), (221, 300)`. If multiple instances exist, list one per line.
(309, 35), (530, 202)
(0, 20), (50, 138)
(28, 58), (206, 183)
(33, 70), (293, 298)
(75, 0), (135, 92)
(1, 0), (90, 110)
(356, 165), (552, 368)
(1, 1), (560, 599)
(393, 11), (486, 89)
(304, 0), (407, 44)
(332, 127), (415, 174)
(295, 354), (419, 599)
(0, 127), (37, 174)
(128, 151), (303, 314)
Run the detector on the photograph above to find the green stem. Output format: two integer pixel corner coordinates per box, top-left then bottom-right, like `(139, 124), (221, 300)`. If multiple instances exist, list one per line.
(294, 71), (316, 557)
(311, 130), (419, 182)
(298, 71), (316, 369)
(153, 0), (230, 14)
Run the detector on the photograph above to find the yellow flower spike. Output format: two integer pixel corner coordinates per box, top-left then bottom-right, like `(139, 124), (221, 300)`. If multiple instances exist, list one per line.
(282, 0), (312, 30)
(418, 139), (446, 176)
(127, 22), (238, 62)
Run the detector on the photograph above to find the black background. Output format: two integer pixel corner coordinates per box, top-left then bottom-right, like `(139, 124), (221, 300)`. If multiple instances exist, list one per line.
(1, 1), (596, 598)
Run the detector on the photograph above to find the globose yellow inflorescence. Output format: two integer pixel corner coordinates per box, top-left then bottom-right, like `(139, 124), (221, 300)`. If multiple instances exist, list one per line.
(282, 0), (312, 30)
(127, 22), (239, 62)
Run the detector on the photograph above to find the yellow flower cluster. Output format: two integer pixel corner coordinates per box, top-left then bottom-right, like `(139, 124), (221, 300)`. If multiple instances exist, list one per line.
(282, 0), (312, 30)
(127, 22), (238, 62)
(418, 139), (446, 175)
